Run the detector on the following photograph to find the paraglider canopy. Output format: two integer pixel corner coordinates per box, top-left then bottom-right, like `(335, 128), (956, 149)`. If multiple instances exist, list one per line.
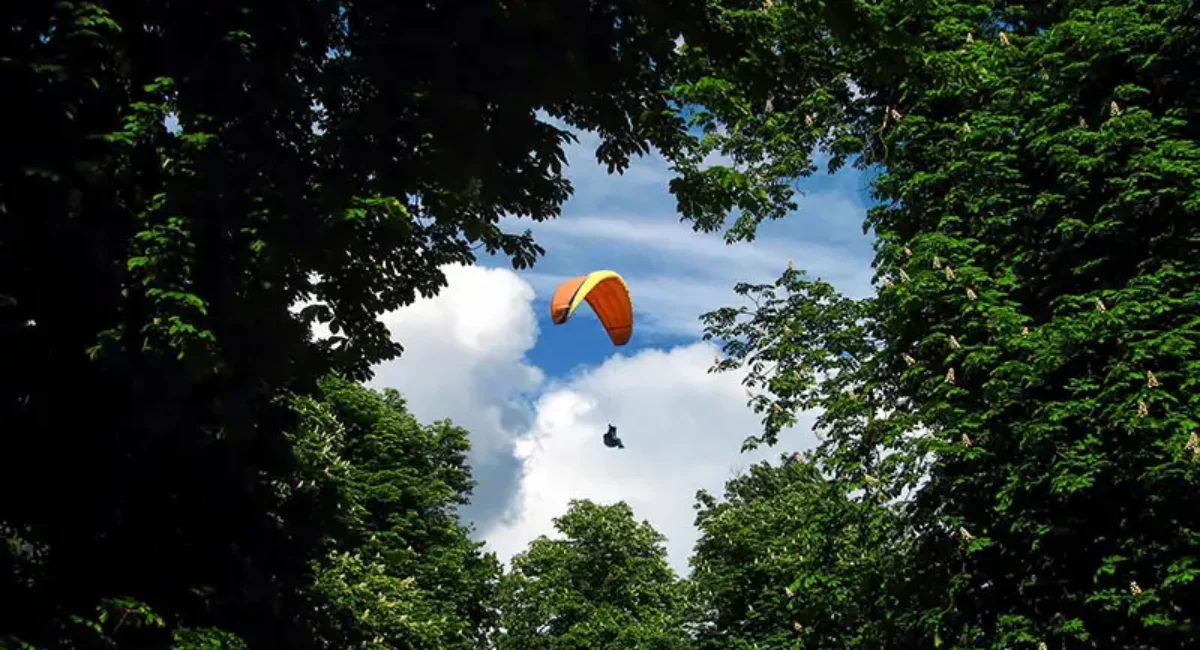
(549, 270), (633, 346)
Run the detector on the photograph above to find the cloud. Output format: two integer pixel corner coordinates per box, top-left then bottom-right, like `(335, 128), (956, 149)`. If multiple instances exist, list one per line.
(364, 264), (546, 529)
(363, 120), (875, 569)
(360, 264), (820, 573)
(481, 341), (819, 575)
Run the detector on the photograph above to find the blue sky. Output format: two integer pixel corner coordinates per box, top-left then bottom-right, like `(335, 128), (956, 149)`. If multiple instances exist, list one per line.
(361, 123), (881, 572)
(483, 126), (879, 378)
(171, 102), (885, 570)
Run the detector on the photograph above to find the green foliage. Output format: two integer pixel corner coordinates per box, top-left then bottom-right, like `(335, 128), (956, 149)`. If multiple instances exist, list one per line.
(1, 1), (716, 649)
(688, 456), (920, 650)
(497, 500), (690, 650)
(685, 1), (1200, 649)
(0, 597), (244, 650)
(7, 1), (1200, 650)
(295, 377), (500, 650)
(1, 378), (498, 650)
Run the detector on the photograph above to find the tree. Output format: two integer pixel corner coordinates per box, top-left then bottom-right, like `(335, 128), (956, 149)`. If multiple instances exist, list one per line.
(683, 1), (1200, 649)
(294, 377), (500, 650)
(1, 1), (714, 648)
(0, 377), (500, 650)
(687, 454), (920, 650)
(496, 500), (690, 650)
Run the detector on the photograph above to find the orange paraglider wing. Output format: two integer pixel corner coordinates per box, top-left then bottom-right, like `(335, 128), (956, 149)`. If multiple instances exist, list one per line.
(549, 271), (633, 346)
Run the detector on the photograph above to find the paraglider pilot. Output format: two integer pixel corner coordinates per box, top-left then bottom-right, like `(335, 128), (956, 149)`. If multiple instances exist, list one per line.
(603, 424), (624, 449)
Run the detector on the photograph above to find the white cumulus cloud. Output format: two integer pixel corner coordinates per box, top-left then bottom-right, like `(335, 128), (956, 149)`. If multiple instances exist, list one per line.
(368, 264), (544, 459)
(362, 265), (546, 529)
(483, 342), (819, 574)
(361, 120), (871, 571)
(362, 264), (819, 574)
